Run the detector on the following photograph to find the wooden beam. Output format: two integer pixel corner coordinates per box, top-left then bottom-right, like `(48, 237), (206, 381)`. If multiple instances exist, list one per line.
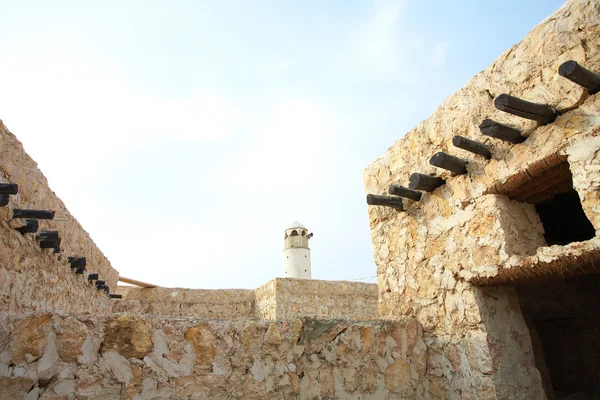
(118, 276), (159, 288)
(452, 136), (491, 159)
(0, 183), (18, 195)
(479, 119), (525, 144)
(15, 220), (38, 235)
(494, 94), (557, 124)
(12, 209), (55, 219)
(408, 173), (445, 192)
(429, 152), (467, 175)
(558, 60), (600, 94)
(67, 257), (86, 269)
(366, 194), (403, 210)
(388, 185), (422, 201)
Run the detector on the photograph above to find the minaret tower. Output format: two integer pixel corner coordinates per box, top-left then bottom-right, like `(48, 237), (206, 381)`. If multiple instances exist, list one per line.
(283, 221), (312, 279)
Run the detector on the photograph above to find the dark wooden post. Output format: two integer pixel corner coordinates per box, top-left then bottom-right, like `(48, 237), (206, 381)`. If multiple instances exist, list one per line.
(558, 60), (600, 94)
(40, 237), (61, 249)
(95, 280), (105, 288)
(0, 183), (18, 195)
(408, 173), (445, 192)
(109, 294), (122, 299)
(494, 94), (557, 124)
(452, 136), (491, 159)
(68, 257), (87, 269)
(12, 209), (55, 219)
(366, 194), (403, 210)
(0, 194), (8, 207)
(38, 231), (59, 240)
(15, 220), (39, 235)
(429, 152), (467, 175)
(388, 185), (422, 201)
(479, 119), (524, 144)
(87, 273), (99, 281)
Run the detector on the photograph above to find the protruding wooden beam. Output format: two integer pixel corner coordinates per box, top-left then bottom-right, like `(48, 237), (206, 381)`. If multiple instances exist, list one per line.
(109, 294), (123, 299)
(0, 183), (18, 195)
(95, 280), (105, 288)
(118, 276), (158, 288)
(366, 194), (403, 210)
(479, 119), (525, 144)
(429, 152), (467, 175)
(38, 231), (59, 240)
(15, 220), (39, 235)
(67, 257), (86, 269)
(408, 173), (445, 192)
(452, 136), (491, 159)
(40, 237), (61, 249)
(558, 60), (600, 94)
(12, 209), (55, 219)
(103, 285), (110, 294)
(0, 194), (8, 207)
(388, 185), (422, 201)
(494, 94), (557, 124)
(88, 273), (99, 281)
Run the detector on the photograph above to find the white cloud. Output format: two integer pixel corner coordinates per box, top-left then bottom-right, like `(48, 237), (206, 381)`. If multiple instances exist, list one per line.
(265, 61), (293, 75)
(431, 42), (450, 67)
(355, 0), (405, 74)
(0, 33), (243, 185)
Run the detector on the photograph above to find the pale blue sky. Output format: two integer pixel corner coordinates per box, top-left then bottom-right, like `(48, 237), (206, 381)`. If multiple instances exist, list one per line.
(0, 0), (565, 288)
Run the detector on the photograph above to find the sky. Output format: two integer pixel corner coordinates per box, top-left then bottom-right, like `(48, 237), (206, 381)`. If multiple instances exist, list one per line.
(0, 0), (566, 289)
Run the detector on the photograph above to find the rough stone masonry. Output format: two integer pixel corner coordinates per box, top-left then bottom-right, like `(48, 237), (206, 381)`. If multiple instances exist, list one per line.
(1, 0), (600, 399)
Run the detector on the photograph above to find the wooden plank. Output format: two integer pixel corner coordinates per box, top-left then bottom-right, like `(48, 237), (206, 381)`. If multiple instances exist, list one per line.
(119, 276), (159, 288)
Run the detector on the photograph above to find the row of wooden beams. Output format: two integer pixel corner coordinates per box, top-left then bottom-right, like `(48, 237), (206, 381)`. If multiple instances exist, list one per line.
(366, 60), (599, 211)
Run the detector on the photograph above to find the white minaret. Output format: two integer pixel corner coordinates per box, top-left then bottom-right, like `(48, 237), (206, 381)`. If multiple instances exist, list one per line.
(283, 221), (312, 279)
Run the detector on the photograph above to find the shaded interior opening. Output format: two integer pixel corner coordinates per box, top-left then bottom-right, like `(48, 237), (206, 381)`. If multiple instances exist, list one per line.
(535, 190), (595, 246)
(502, 160), (594, 247)
(517, 276), (600, 399)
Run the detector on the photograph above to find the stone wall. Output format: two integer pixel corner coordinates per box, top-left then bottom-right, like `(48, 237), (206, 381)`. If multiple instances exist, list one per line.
(114, 278), (379, 321)
(0, 121), (119, 314)
(0, 312), (430, 400)
(113, 287), (256, 319)
(363, 0), (600, 398)
(267, 278), (379, 321)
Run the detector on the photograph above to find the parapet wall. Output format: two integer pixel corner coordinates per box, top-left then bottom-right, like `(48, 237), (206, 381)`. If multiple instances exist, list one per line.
(0, 121), (119, 314)
(364, 0), (599, 398)
(265, 278), (379, 321)
(0, 312), (430, 399)
(114, 278), (379, 321)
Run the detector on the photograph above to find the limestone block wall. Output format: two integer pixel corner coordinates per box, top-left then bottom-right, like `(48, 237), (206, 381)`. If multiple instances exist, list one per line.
(265, 278), (379, 321)
(113, 287), (256, 319)
(364, 0), (600, 398)
(114, 278), (378, 321)
(0, 121), (119, 314)
(254, 278), (278, 320)
(0, 312), (431, 400)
